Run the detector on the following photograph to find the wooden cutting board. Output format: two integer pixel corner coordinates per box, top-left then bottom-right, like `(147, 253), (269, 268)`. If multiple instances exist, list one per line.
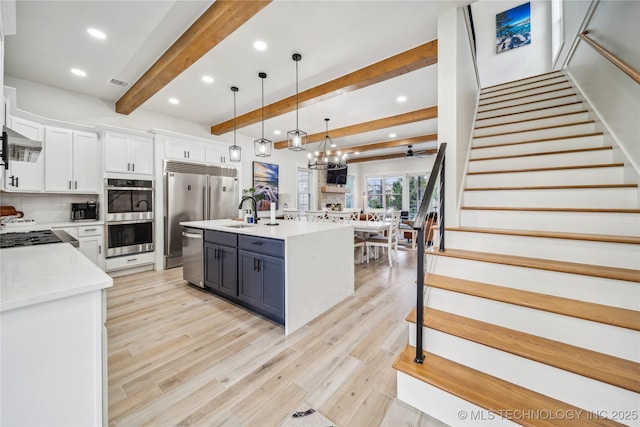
(0, 206), (24, 217)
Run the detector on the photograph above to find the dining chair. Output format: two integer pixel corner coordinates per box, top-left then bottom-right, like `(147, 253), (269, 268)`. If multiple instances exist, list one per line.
(366, 208), (386, 222)
(306, 210), (327, 222)
(354, 235), (366, 263)
(283, 209), (300, 220)
(365, 210), (401, 267)
(327, 211), (350, 223)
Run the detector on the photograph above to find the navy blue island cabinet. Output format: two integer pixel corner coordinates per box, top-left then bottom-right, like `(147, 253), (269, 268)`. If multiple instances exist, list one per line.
(204, 230), (238, 298)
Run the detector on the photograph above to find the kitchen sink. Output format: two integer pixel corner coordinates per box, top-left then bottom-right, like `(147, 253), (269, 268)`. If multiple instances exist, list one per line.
(225, 223), (255, 228)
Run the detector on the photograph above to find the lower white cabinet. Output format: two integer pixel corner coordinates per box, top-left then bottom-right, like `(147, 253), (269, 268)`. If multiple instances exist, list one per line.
(105, 251), (155, 274)
(54, 225), (105, 270)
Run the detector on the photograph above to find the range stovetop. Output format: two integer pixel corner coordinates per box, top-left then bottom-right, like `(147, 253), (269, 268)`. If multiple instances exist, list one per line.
(0, 230), (63, 248)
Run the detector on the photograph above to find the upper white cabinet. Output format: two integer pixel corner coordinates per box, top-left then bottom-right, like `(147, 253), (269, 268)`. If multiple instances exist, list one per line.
(104, 131), (153, 176)
(44, 127), (98, 193)
(206, 143), (230, 165)
(165, 138), (205, 162)
(3, 116), (44, 192)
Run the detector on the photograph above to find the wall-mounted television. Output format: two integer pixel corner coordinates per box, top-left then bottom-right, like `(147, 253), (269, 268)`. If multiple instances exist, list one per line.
(326, 166), (348, 185)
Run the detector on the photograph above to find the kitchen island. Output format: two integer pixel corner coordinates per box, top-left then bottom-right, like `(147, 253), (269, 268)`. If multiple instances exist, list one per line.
(180, 219), (355, 335)
(1, 243), (113, 426)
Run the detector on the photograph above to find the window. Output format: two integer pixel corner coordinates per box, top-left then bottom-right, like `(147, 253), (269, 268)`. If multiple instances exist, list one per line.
(297, 168), (311, 211)
(345, 175), (355, 209)
(408, 173), (439, 219)
(366, 175), (403, 210)
(551, 0), (564, 64)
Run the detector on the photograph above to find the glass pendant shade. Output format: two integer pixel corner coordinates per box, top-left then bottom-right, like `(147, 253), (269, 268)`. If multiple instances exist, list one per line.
(254, 72), (272, 157)
(228, 86), (241, 162)
(287, 53), (306, 151)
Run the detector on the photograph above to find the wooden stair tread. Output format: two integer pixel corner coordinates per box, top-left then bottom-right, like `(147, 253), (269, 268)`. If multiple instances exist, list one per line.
(474, 120), (595, 139)
(405, 308), (640, 393)
(476, 101), (582, 122)
(480, 81), (571, 102)
(475, 111), (587, 130)
(446, 226), (640, 245)
(479, 88), (577, 109)
(481, 71), (565, 92)
(431, 248), (640, 283)
(461, 206), (640, 214)
(465, 184), (637, 191)
(425, 273), (640, 331)
(467, 162), (624, 175)
(393, 344), (625, 427)
(471, 132), (604, 150)
(479, 94), (579, 116)
(469, 146), (612, 162)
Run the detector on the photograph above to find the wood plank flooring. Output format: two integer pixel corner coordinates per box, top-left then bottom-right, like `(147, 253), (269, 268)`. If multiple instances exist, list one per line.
(107, 249), (445, 426)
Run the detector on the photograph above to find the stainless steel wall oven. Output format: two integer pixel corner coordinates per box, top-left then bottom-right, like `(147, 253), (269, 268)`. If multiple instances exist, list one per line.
(104, 178), (154, 258)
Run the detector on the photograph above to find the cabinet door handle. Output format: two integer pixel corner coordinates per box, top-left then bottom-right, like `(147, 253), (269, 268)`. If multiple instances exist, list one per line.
(9, 175), (14, 186)
(132, 163), (135, 172)
(257, 259), (262, 272)
(15, 177), (18, 187)
(69, 180), (72, 189)
(98, 245), (102, 254)
(74, 181), (78, 190)
(187, 151), (190, 159)
(127, 258), (138, 262)
(252, 241), (263, 246)
(184, 150), (187, 158)
(127, 163), (131, 171)
(84, 228), (97, 232)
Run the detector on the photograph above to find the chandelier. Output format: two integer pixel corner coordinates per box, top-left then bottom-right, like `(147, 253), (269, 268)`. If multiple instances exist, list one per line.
(307, 118), (347, 170)
(228, 86), (241, 162)
(254, 72), (272, 157)
(287, 53), (306, 151)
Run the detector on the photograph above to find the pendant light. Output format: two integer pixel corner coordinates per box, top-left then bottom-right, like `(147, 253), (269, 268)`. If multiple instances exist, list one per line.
(254, 72), (272, 157)
(228, 86), (241, 162)
(287, 53), (307, 151)
(308, 118), (347, 170)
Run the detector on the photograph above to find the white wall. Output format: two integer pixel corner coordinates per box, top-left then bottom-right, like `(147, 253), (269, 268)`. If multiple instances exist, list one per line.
(473, 0), (552, 88)
(438, 6), (480, 228)
(553, 0), (592, 69)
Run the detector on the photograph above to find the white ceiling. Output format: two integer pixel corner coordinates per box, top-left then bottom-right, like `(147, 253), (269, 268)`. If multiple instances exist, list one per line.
(3, 0), (465, 160)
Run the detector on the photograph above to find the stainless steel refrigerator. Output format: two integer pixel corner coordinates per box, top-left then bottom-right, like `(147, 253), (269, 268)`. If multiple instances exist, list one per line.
(164, 160), (239, 268)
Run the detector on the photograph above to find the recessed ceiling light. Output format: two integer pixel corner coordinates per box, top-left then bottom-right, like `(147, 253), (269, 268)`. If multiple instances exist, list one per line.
(169, 98), (180, 105)
(253, 40), (267, 51)
(202, 75), (214, 84)
(389, 133), (396, 138)
(71, 68), (87, 77)
(273, 130), (281, 135)
(87, 28), (106, 40)
(397, 95), (407, 103)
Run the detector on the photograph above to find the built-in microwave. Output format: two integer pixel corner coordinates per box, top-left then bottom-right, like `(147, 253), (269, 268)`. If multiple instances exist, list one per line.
(105, 220), (154, 258)
(104, 178), (153, 222)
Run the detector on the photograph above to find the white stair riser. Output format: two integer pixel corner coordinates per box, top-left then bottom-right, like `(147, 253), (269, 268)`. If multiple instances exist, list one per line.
(463, 187), (638, 209)
(475, 103), (585, 128)
(446, 230), (640, 270)
(468, 149), (612, 173)
(470, 134), (605, 159)
(473, 122), (596, 147)
(466, 166), (623, 188)
(459, 209), (639, 236)
(481, 72), (565, 96)
(474, 112), (590, 137)
(479, 82), (572, 106)
(408, 325), (640, 419)
(397, 373), (519, 426)
(477, 95), (579, 119)
(428, 256), (639, 310)
(478, 88), (576, 112)
(421, 288), (639, 361)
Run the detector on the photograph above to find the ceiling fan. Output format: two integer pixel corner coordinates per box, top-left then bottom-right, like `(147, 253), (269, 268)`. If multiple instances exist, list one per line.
(406, 145), (432, 158)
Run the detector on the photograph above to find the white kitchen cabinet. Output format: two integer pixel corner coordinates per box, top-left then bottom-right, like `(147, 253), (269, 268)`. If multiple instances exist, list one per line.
(44, 127), (98, 193)
(206, 142), (230, 165)
(78, 225), (105, 270)
(104, 131), (153, 176)
(3, 116), (44, 191)
(165, 138), (205, 162)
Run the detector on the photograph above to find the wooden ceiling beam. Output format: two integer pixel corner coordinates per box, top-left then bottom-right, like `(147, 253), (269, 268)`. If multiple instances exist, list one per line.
(341, 133), (437, 155)
(115, 0), (271, 115)
(348, 149), (437, 164)
(273, 106), (437, 149)
(210, 39), (438, 135)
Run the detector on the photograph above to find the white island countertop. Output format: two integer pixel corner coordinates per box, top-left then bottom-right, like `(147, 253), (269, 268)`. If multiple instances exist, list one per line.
(180, 218), (353, 239)
(0, 243), (113, 312)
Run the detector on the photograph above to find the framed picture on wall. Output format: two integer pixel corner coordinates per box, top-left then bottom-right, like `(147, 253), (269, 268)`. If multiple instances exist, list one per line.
(496, 2), (531, 54)
(252, 161), (279, 211)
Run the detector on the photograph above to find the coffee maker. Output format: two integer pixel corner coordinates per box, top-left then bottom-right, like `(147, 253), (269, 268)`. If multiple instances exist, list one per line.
(71, 201), (98, 221)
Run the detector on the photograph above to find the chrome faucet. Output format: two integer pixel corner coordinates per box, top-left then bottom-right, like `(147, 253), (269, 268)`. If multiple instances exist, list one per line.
(136, 199), (149, 211)
(238, 196), (258, 223)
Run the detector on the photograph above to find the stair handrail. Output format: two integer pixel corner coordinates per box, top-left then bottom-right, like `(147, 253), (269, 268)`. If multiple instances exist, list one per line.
(579, 30), (640, 85)
(412, 142), (446, 364)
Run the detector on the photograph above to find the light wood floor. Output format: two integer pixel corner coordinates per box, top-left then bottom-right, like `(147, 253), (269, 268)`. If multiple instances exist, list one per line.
(107, 248), (448, 427)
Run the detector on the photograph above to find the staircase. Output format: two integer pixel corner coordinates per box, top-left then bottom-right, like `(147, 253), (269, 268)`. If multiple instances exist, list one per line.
(393, 71), (640, 426)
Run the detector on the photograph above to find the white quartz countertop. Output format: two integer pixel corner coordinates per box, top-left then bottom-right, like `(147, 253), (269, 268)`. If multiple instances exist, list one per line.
(180, 219), (352, 240)
(0, 243), (113, 312)
(0, 220), (104, 234)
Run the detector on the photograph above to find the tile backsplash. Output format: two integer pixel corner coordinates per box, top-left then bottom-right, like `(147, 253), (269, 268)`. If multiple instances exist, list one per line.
(0, 193), (100, 223)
